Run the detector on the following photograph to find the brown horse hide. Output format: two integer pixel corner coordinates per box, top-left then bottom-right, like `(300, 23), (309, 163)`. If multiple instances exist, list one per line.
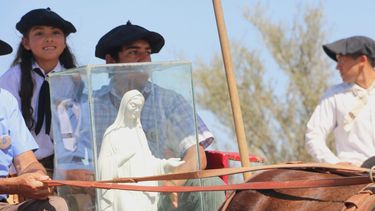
(222, 169), (371, 211)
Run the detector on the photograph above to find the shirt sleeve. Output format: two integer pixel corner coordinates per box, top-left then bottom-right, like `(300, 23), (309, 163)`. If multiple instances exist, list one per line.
(5, 90), (38, 156)
(165, 93), (213, 156)
(0, 67), (22, 105)
(305, 93), (340, 164)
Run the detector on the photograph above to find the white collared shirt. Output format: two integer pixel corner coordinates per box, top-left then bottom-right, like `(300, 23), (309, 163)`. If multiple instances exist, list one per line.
(0, 62), (63, 160)
(305, 82), (375, 166)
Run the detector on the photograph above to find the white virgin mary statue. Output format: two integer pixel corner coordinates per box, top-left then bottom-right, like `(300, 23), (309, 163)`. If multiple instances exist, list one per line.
(98, 89), (184, 211)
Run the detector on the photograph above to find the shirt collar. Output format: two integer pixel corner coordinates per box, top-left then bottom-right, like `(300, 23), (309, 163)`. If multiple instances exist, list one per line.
(32, 62), (63, 76)
(350, 81), (375, 97)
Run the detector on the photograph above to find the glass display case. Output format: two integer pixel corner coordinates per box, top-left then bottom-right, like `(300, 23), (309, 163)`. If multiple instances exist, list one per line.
(49, 61), (205, 211)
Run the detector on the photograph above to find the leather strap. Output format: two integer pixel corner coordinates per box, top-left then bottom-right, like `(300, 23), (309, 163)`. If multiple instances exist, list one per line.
(43, 163), (375, 192)
(99, 163), (372, 183)
(44, 175), (372, 193)
(342, 184), (375, 211)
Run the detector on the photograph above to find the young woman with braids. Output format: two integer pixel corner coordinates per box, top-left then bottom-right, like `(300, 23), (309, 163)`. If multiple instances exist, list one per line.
(0, 8), (77, 175)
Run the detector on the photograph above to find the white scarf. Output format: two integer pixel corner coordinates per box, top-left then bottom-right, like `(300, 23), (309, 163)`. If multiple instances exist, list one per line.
(343, 82), (375, 132)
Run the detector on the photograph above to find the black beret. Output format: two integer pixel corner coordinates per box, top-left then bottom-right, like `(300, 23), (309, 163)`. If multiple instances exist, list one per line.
(323, 36), (375, 64)
(95, 21), (165, 59)
(0, 40), (12, 56)
(16, 8), (76, 35)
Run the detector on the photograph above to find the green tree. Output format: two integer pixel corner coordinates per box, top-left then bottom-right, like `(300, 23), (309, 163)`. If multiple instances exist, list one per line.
(194, 4), (333, 163)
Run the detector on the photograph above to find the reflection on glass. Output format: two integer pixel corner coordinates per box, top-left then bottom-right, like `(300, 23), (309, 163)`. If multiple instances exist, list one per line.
(49, 61), (206, 211)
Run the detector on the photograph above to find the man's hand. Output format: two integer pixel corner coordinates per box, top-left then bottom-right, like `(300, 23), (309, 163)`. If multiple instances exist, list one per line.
(162, 145), (207, 209)
(162, 180), (180, 208)
(162, 158), (185, 173)
(13, 172), (51, 200)
(169, 192), (178, 208)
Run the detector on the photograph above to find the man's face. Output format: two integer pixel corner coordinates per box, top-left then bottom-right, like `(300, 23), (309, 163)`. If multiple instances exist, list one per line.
(108, 39), (152, 94)
(117, 39), (152, 63)
(336, 55), (363, 83)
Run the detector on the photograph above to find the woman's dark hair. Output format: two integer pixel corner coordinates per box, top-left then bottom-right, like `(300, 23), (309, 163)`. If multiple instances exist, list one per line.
(11, 36), (76, 130)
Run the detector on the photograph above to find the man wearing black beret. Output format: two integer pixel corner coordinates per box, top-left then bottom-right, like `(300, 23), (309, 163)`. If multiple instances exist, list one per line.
(0, 39), (68, 210)
(305, 36), (375, 167)
(94, 21), (225, 211)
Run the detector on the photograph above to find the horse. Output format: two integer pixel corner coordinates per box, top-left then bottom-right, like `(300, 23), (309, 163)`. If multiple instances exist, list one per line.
(221, 166), (375, 211)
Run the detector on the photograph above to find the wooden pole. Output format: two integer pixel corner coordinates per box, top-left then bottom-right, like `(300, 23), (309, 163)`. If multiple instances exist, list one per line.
(212, 0), (251, 180)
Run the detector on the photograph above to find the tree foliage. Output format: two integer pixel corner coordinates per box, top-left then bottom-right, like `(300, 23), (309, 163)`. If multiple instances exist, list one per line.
(194, 4), (334, 163)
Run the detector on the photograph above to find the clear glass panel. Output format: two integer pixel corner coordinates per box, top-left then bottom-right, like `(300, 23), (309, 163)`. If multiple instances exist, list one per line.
(49, 61), (204, 211)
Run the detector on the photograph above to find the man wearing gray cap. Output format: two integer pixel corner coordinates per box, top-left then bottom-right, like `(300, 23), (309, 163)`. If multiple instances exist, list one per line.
(0, 40), (68, 210)
(94, 21), (225, 211)
(305, 36), (375, 167)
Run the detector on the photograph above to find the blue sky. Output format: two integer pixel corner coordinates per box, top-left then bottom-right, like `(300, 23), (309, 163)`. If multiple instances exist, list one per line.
(2, 1), (373, 72)
(1, 0), (375, 151)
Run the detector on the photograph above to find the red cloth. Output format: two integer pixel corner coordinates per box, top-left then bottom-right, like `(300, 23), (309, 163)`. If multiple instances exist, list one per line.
(205, 150), (263, 184)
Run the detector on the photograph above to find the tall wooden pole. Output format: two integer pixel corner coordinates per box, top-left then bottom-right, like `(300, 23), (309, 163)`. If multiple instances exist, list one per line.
(212, 0), (251, 180)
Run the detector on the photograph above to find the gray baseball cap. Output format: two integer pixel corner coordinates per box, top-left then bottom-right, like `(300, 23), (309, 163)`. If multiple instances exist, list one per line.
(323, 36), (375, 65)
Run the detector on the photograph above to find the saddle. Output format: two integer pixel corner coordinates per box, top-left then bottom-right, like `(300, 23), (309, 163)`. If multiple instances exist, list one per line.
(342, 183), (375, 211)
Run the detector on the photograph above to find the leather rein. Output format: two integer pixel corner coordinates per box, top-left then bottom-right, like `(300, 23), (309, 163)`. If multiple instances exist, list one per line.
(43, 163), (375, 193)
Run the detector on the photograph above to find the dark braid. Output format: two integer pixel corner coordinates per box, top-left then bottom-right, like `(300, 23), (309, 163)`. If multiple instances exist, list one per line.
(12, 43), (35, 129)
(59, 45), (77, 69)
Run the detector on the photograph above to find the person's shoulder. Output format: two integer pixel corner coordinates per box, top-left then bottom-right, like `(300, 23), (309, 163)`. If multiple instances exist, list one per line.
(0, 89), (17, 108)
(0, 65), (21, 81)
(322, 83), (351, 99)
(93, 85), (111, 98)
(0, 88), (15, 99)
(1, 64), (20, 75)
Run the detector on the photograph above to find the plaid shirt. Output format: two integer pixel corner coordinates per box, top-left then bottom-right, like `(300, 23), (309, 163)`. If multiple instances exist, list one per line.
(93, 81), (213, 158)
